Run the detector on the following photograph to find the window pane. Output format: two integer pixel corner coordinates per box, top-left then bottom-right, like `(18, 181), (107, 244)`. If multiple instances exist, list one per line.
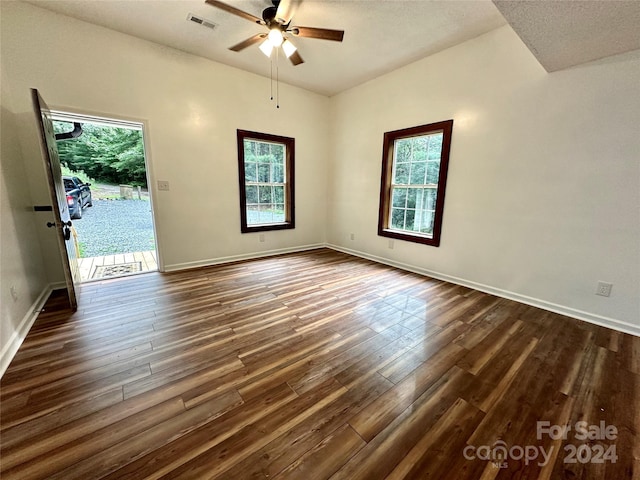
(247, 204), (276, 225)
(271, 144), (284, 159)
(414, 188), (424, 211)
(414, 187), (436, 211)
(394, 139), (411, 163)
(428, 133), (443, 160)
(246, 185), (258, 203)
(413, 189), (436, 234)
(394, 164), (409, 184)
(273, 204), (285, 222)
(412, 137), (427, 162)
(405, 209), (416, 231)
(258, 163), (270, 182)
(406, 188), (417, 208)
(273, 186), (284, 203)
(392, 188), (407, 208)
(246, 205), (260, 224)
(409, 162), (426, 185)
(265, 205), (275, 224)
(418, 209), (435, 234)
(425, 188), (437, 210)
(426, 161), (440, 184)
(391, 208), (405, 229)
(273, 164), (284, 183)
(245, 162), (257, 182)
(258, 142), (270, 157)
(259, 185), (272, 203)
(244, 140), (257, 157)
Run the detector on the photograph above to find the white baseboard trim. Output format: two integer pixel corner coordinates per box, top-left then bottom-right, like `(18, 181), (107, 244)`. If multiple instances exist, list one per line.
(327, 244), (640, 337)
(163, 244), (326, 272)
(0, 283), (55, 378)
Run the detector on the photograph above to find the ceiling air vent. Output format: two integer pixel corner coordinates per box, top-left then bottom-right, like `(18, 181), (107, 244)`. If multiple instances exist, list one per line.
(187, 13), (217, 31)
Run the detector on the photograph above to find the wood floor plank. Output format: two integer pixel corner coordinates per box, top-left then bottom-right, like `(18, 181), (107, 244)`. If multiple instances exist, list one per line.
(100, 382), (297, 480)
(286, 325), (406, 394)
(237, 327), (377, 400)
(0, 341), (153, 393)
(162, 379), (347, 479)
(1, 363), (151, 430)
(0, 248), (636, 479)
(273, 423), (366, 480)
(122, 356), (244, 400)
(475, 336), (539, 413)
(219, 372), (392, 479)
(48, 391), (243, 480)
(375, 319), (465, 384)
(349, 342), (468, 441)
(0, 387), (123, 450)
(1, 396), (185, 479)
(333, 366), (477, 479)
(385, 397), (485, 479)
(456, 319), (524, 375)
(333, 325), (436, 388)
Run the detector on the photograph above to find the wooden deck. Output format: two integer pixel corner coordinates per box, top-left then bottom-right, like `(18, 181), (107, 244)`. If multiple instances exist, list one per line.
(78, 250), (157, 282)
(1, 248), (638, 479)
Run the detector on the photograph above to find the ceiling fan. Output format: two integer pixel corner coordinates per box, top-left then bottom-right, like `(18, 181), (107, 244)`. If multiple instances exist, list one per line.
(205, 0), (345, 66)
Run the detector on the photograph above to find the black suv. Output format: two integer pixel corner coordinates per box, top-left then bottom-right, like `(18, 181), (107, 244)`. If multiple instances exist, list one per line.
(63, 176), (92, 219)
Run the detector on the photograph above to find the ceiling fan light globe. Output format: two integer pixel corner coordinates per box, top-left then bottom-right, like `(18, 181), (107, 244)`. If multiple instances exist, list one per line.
(282, 39), (297, 58)
(268, 28), (284, 46)
(259, 39), (274, 57)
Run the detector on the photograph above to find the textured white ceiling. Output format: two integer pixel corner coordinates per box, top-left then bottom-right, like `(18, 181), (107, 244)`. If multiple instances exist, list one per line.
(23, 0), (507, 96)
(493, 0), (640, 72)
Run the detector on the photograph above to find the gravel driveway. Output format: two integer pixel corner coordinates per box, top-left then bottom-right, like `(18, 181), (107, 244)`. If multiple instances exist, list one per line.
(72, 199), (156, 257)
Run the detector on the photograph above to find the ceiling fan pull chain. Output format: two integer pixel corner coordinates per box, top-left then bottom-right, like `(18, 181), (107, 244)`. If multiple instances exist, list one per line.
(270, 59), (274, 101)
(276, 47), (280, 109)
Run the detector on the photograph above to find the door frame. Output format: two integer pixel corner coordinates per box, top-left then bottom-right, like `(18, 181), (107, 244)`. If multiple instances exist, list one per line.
(50, 106), (163, 273)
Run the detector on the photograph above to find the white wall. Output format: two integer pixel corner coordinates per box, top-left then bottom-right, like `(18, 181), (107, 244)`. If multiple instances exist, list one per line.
(328, 26), (640, 332)
(0, 62), (50, 375)
(0, 1), (330, 277)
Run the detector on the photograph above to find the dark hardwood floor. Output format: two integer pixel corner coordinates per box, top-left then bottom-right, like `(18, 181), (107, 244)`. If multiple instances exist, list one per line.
(1, 248), (637, 479)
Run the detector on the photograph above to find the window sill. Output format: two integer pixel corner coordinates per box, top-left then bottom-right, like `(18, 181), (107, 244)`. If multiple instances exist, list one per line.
(241, 222), (295, 234)
(378, 228), (440, 247)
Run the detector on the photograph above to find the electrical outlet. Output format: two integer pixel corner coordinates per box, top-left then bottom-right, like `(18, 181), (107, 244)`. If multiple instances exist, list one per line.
(596, 281), (613, 297)
(259, 234), (265, 243)
(388, 239), (394, 250)
(157, 180), (170, 191)
(350, 233), (355, 241)
(10, 286), (18, 302)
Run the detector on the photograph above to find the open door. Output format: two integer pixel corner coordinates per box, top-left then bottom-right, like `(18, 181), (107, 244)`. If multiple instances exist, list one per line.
(32, 88), (80, 310)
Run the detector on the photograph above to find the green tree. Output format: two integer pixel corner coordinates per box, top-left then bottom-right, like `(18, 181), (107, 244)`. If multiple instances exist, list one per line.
(54, 121), (147, 187)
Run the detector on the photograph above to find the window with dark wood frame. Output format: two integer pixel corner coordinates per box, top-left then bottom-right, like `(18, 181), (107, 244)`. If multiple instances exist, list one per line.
(237, 129), (295, 233)
(378, 120), (453, 246)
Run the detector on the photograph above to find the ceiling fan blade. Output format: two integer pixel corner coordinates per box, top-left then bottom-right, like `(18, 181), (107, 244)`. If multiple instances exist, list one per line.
(288, 50), (304, 66)
(229, 33), (266, 52)
(205, 0), (262, 24)
(291, 26), (344, 42)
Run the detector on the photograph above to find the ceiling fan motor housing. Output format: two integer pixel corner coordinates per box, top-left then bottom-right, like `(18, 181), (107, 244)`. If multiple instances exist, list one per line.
(262, 6), (278, 24)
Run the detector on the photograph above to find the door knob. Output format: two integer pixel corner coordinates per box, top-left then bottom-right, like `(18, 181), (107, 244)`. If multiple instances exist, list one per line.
(46, 221), (72, 228)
